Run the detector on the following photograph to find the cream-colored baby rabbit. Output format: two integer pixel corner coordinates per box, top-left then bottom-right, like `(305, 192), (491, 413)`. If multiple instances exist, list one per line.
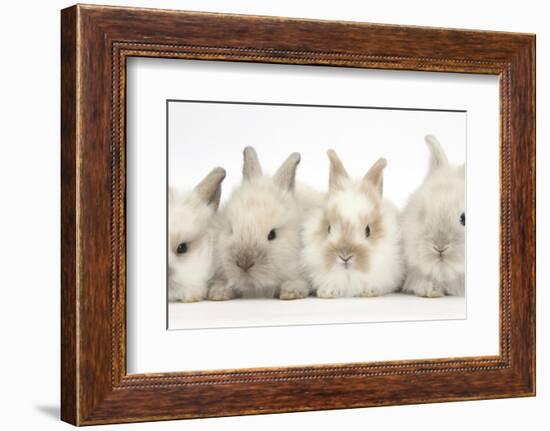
(208, 147), (311, 300)
(302, 150), (405, 298)
(401, 135), (465, 297)
(168, 167), (226, 302)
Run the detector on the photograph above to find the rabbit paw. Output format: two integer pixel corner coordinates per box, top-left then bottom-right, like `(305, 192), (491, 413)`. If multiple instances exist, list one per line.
(208, 282), (237, 301)
(404, 272), (445, 298)
(168, 283), (206, 303)
(316, 285), (342, 298)
(279, 280), (309, 300)
(358, 286), (384, 297)
(414, 282), (444, 298)
(178, 291), (206, 303)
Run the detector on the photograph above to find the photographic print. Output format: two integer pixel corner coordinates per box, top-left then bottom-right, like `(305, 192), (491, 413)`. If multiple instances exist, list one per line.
(167, 99), (466, 330)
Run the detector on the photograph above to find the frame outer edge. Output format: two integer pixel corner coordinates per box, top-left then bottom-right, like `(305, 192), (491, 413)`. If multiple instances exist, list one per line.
(531, 34), (536, 396)
(526, 35), (536, 396)
(61, 5), (79, 426)
(524, 34), (536, 395)
(507, 34), (536, 396)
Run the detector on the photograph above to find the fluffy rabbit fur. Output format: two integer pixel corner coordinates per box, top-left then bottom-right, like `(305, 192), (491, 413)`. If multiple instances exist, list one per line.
(302, 150), (404, 298)
(401, 135), (465, 297)
(209, 147), (311, 300)
(168, 167), (226, 302)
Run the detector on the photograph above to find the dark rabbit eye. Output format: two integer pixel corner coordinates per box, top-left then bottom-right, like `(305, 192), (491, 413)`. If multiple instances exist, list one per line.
(176, 242), (188, 254)
(267, 229), (277, 241)
(365, 224), (371, 238)
(327, 224), (331, 234)
(460, 213), (465, 226)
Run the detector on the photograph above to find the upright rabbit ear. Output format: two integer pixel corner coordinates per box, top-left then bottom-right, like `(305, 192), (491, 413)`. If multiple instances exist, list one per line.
(193, 167), (226, 209)
(243, 146), (262, 181)
(327, 149), (349, 192)
(425, 134), (449, 174)
(274, 152), (301, 191)
(363, 158), (387, 196)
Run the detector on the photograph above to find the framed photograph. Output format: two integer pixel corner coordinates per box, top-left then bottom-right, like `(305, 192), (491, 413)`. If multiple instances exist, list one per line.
(61, 4), (536, 425)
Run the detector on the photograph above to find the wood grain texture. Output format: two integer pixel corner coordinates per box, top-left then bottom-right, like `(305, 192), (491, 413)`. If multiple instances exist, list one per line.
(60, 4), (535, 425)
(60, 5), (78, 425)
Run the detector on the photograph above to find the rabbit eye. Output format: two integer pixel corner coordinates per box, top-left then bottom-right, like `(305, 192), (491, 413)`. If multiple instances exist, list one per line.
(176, 242), (188, 254)
(267, 229), (277, 241)
(327, 224), (331, 234)
(460, 213), (465, 226)
(365, 224), (371, 238)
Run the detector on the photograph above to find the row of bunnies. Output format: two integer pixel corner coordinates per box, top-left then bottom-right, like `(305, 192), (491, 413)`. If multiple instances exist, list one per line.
(168, 135), (465, 302)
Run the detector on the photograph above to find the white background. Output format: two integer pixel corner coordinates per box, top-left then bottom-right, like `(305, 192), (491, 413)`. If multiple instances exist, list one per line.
(0, 0), (546, 430)
(167, 85), (467, 202)
(128, 59), (499, 373)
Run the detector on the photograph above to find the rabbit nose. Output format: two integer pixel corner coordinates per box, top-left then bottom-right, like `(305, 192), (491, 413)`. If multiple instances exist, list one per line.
(339, 254), (353, 263)
(432, 245), (449, 255)
(236, 258), (255, 272)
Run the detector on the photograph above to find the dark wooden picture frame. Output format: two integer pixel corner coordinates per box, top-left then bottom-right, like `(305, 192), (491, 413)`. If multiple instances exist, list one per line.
(61, 4), (535, 425)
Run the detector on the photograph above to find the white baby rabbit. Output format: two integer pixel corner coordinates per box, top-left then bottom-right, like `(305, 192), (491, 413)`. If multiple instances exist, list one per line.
(401, 135), (465, 297)
(208, 147), (311, 300)
(302, 150), (404, 298)
(168, 167), (226, 302)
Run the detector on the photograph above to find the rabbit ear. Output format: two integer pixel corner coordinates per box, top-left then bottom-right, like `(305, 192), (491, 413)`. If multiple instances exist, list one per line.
(193, 167), (226, 209)
(363, 158), (387, 196)
(274, 152), (301, 191)
(327, 149), (349, 191)
(425, 134), (449, 173)
(243, 146), (262, 181)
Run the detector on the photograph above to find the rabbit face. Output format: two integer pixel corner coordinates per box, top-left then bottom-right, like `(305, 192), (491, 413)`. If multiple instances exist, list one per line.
(168, 167), (226, 302)
(316, 184), (384, 275)
(216, 179), (301, 291)
(169, 196), (214, 283)
(404, 167), (465, 283)
(302, 150), (403, 298)
(402, 135), (466, 296)
(214, 147), (303, 295)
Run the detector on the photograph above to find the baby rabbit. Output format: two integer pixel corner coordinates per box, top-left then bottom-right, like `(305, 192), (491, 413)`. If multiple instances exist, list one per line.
(401, 135), (465, 297)
(302, 150), (404, 298)
(208, 147), (311, 300)
(168, 167), (226, 302)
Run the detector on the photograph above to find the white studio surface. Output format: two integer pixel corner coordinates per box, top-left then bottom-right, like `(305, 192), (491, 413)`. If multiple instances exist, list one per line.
(169, 295), (465, 330)
(126, 58), (499, 373)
